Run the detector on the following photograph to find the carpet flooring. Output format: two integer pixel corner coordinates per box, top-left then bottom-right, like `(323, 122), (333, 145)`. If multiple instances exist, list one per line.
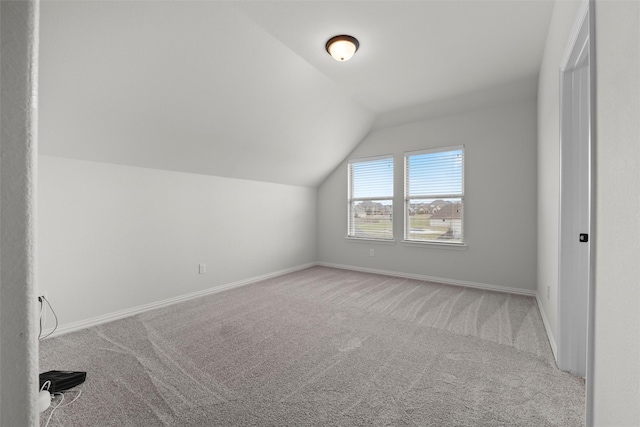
(39, 266), (585, 426)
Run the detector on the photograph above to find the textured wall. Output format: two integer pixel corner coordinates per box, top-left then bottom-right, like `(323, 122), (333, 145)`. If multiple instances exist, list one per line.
(318, 97), (538, 293)
(38, 156), (317, 330)
(592, 1), (640, 424)
(0, 0), (40, 425)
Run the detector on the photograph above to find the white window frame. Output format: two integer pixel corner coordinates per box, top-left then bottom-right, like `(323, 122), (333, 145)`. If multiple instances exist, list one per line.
(347, 155), (394, 241)
(404, 145), (465, 246)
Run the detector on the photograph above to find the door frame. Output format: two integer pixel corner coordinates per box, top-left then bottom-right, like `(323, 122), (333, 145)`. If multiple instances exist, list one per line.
(557, 0), (595, 424)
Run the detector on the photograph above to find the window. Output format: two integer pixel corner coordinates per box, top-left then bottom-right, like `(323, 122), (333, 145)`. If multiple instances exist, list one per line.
(404, 146), (464, 244)
(347, 156), (394, 240)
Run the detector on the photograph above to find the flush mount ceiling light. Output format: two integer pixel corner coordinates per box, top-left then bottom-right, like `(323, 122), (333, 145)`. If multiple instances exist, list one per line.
(325, 35), (359, 62)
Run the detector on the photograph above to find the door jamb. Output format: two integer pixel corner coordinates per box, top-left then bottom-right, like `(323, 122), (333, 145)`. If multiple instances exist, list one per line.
(557, 1), (595, 425)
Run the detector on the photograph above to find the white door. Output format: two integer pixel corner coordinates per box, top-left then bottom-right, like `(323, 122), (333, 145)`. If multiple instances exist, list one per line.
(558, 6), (591, 377)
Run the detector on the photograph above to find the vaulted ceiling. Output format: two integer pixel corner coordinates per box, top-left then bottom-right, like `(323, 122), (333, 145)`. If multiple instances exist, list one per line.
(38, 0), (555, 187)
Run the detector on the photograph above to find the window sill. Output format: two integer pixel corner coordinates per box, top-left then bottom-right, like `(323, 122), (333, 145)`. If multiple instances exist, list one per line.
(401, 240), (467, 250)
(345, 237), (396, 245)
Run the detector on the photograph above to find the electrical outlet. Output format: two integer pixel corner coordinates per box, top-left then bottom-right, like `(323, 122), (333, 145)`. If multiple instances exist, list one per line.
(547, 285), (550, 300)
(199, 263), (207, 274)
(37, 291), (48, 303)
(369, 249), (374, 257)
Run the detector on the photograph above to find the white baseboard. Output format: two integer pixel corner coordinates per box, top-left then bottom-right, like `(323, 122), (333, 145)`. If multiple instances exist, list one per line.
(316, 262), (536, 297)
(41, 263), (316, 338)
(535, 293), (558, 361)
(42, 261), (544, 340)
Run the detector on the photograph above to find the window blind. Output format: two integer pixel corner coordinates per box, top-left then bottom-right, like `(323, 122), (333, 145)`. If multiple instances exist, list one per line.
(404, 146), (464, 243)
(348, 156), (394, 240)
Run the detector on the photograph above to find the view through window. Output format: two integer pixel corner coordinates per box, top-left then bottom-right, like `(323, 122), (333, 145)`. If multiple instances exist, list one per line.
(347, 156), (394, 240)
(404, 146), (464, 244)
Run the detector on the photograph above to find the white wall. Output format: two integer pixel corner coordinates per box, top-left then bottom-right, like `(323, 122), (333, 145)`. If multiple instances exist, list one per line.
(318, 98), (538, 293)
(592, 1), (640, 424)
(537, 1), (640, 422)
(0, 1), (40, 425)
(536, 0), (582, 350)
(38, 156), (317, 330)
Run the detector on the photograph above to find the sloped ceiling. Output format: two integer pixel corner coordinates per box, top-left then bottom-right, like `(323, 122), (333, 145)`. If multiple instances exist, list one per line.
(38, 1), (555, 187)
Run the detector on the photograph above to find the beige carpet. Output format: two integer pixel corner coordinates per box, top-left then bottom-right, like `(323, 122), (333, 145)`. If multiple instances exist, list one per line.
(39, 266), (585, 426)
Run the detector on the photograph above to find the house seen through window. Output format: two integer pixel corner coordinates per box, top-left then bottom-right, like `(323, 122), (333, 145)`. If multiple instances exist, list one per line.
(404, 146), (464, 244)
(347, 156), (394, 240)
